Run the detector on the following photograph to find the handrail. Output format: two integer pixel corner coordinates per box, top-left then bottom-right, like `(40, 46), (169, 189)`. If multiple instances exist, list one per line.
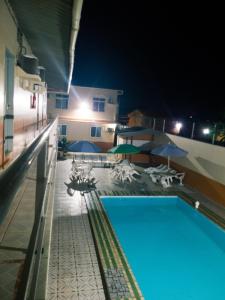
(0, 118), (57, 224)
(0, 117), (58, 299)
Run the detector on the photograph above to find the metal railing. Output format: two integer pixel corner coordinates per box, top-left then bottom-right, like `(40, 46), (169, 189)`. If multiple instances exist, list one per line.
(124, 117), (225, 146)
(156, 118), (225, 145)
(0, 118), (58, 299)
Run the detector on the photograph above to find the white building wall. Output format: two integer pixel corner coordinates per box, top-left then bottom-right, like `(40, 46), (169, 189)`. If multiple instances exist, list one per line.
(59, 120), (115, 143)
(48, 85), (121, 145)
(48, 85), (119, 122)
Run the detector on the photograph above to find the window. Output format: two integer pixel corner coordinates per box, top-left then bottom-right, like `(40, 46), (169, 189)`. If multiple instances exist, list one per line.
(91, 126), (101, 137)
(58, 124), (67, 136)
(108, 96), (113, 104)
(55, 94), (69, 109)
(93, 97), (105, 112)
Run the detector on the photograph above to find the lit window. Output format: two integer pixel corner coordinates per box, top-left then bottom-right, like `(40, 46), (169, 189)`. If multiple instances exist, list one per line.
(91, 126), (101, 137)
(58, 124), (67, 136)
(55, 94), (69, 109)
(93, 97), (105, 112)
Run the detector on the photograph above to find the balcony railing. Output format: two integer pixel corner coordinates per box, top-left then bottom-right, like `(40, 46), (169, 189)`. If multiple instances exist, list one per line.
(0, 118), (58, 300)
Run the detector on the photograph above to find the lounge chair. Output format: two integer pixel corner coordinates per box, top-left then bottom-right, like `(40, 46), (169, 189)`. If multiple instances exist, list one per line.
(144, 164), (165, 174)
(145, 165), (172, 174)
(149, 173), (161, 184)
(150, 173), (171, 188)
(111, 164), (140, 183)
(160, 175), (173, 188)
(173, 172), (185, 185)
(148, 166), (177, 175)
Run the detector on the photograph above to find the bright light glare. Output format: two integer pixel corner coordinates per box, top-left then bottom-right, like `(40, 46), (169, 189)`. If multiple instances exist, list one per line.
(80, 102), (89, 110)
(77, 100), (91, 119)
(108, 123), (117, 129)
(175, 122), (183, 131)
(203, 128), (210, 135)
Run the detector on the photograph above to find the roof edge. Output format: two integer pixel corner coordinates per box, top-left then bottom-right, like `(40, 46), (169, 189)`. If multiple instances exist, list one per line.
(67, 0), (83, 93)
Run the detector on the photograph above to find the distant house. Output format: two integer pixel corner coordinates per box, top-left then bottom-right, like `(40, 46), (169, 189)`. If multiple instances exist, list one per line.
(47, 86), (123, 151)
(128, 109), (168, 131)
(128, 110), (154, 128)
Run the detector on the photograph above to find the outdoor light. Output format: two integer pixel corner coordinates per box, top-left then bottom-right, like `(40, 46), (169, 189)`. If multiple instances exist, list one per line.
(203, 128), (210, 135)
(77, 100), (92, 119)
(108, 123), (117, 129)
(80, 101), (89, 111)
(175, 122), (182, 131)
(174, 122), (182, 134)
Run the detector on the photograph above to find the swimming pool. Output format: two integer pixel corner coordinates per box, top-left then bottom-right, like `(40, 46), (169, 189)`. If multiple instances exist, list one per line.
(101, 196), (225, 300)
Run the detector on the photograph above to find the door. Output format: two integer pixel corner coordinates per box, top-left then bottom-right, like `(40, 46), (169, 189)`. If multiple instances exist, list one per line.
(4, 49), (15, 155)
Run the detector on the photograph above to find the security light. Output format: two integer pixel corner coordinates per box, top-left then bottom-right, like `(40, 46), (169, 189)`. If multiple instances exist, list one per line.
(175, 122), (182, 132)
(80, 101), (89, 110)
(202, 128), (210, 135)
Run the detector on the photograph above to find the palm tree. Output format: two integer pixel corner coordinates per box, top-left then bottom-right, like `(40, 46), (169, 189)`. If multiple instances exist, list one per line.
(216, 132), (225, 143)
(215, 122), (225, 144)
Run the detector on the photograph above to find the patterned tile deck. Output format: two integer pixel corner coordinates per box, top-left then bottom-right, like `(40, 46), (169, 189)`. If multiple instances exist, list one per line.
(47, 160), (105, 300)
(0, 163), (37, 300)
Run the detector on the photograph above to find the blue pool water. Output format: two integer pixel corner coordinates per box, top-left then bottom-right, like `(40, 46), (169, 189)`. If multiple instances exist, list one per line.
(101, 196), (225, 300)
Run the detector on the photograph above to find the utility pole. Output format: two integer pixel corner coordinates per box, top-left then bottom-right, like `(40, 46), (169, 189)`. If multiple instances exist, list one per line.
(191, 122), (195, 139)
(212, 123), (217, 144)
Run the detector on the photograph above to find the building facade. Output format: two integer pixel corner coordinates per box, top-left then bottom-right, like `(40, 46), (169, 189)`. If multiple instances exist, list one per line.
(47, 85), (123, 151)
(0, 1), (47, 169)
(0, 0), (83, 169)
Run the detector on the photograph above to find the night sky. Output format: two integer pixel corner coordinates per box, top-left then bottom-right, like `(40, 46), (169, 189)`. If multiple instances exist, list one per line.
(72, 1), (225, 121)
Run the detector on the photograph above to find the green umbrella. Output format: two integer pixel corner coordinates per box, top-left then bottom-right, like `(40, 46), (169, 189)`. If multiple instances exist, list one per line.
(108, 144), (140, 154)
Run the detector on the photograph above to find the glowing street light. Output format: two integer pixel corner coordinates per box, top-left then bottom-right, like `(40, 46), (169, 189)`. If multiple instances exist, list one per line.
(175, 122), (182, 134)
(202, 128), (210, 135)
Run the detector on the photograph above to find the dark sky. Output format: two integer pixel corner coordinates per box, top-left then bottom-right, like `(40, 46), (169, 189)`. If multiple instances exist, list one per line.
(72, 0), (225, 121)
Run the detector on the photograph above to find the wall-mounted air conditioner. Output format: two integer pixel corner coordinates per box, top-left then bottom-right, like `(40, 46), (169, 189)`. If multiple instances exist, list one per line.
(107, 127), (114, 133)
(18, 54), (39, 75)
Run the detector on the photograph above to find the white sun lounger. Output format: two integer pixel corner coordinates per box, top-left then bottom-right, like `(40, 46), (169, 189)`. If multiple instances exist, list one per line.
(144, 164), (165, 174)
(174, 173), (185, 185)
(111, 164), (140, 183)
(149, 168), (185, 187)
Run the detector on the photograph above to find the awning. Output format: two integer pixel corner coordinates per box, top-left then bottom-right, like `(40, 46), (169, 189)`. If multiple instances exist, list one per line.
(9, 0), (83, 92)
(118, 128), (161, 137)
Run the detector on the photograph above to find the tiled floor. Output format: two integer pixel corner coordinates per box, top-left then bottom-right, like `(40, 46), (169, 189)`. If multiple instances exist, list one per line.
(0, 163), (37, 300)
(47, 160), (106, 300)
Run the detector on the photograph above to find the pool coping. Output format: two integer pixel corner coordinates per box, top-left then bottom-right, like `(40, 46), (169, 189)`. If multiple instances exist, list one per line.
(84, 191), (144, 300)
(99, 189), (225, 229)
(84, 189), (225, 300)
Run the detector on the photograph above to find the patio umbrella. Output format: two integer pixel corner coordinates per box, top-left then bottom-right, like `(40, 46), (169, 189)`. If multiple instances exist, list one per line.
(108, 144), (140, 154)
(151, 143), (188, 168)
(67, 140), (102, 153)
(138, 141), (159, 152)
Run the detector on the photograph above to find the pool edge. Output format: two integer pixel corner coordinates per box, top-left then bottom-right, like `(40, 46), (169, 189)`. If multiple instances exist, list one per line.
(84, 191), (144, 300)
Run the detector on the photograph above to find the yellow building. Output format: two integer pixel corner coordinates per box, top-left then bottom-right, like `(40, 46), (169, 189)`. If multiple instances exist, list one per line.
(47, 85), (123, 151)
